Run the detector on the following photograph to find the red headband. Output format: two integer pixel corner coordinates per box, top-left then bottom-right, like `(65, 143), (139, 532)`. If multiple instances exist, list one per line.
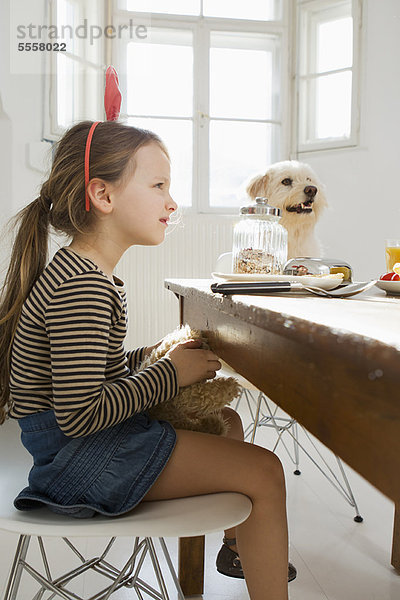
(84, 66), (122, 211)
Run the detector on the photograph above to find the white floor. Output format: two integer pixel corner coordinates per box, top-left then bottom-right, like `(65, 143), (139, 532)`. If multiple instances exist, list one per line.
(1, 398), (400, 600)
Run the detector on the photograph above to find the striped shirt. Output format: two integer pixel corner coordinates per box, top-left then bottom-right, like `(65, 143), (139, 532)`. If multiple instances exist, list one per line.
(9, 247), (178, 437)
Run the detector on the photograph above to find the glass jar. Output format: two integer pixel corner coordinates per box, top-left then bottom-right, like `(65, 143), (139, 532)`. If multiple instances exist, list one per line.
(232, 197), (288, 274)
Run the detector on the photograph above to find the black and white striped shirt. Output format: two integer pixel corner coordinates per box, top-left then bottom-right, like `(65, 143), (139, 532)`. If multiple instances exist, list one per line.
(10, 247), (178, 437)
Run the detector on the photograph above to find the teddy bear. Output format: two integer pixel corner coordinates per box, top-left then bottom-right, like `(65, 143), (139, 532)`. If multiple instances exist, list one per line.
(136, 324), (241, 436)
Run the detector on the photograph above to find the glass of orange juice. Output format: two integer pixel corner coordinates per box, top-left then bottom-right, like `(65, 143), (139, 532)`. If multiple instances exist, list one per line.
(385, 239), (400, 272)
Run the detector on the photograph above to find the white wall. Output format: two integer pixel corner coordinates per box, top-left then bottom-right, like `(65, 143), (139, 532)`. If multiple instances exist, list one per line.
(301, 0), (400, 280)
(0, 2), (47, 209)
(0, 0), (48, 274)
(1, 0), (399, 290)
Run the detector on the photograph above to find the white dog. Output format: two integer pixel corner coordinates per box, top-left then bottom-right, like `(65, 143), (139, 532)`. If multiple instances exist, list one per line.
(246, 160), (328, 259)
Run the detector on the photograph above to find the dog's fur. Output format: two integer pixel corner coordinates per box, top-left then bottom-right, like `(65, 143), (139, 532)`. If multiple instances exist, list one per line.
(246, 160), (328, 259)
(136, 325), (241, 436)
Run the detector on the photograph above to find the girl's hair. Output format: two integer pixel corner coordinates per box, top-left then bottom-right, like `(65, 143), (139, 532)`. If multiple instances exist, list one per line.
(0, 120), (167, 423)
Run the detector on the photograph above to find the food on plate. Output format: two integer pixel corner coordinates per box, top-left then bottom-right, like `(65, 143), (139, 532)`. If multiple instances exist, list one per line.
(308, 273), (343, 279)
(285, 266), (342, 279)
(393, 262), (400, 275)
(380, 272), (400, 281)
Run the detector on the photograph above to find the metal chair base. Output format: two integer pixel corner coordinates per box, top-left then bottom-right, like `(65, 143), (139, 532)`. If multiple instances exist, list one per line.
(235, 387), (363, 523)
(4, 534), (185, 600)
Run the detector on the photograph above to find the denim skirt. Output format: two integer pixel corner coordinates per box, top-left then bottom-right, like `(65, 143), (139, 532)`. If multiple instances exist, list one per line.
(14, 410), (176, 518)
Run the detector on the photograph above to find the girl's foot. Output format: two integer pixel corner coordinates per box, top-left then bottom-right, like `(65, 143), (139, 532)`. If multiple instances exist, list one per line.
(216, 537), (297, 582)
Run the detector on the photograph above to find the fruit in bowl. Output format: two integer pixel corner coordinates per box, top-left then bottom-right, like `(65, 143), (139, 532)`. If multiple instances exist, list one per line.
(380, 262), (400, 280)
(376, 263), (400, 294)
(380, 272), (400, 281)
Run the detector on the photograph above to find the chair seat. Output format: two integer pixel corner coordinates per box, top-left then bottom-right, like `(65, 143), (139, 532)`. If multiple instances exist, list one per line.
(0, 419), (252, 539)
(0, 492), (252, 539)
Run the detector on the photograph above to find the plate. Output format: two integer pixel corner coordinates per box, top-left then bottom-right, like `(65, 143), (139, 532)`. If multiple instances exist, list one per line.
(375, 280), (400, 295)
(211, 272), (343, 291)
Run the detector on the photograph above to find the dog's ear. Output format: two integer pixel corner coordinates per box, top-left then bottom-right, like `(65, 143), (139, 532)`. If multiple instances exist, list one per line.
(246, 174), (270, 199)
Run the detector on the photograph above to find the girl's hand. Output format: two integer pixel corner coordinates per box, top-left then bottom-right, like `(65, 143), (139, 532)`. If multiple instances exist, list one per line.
(143, 339), (163, 357)
(165, 339), (222, 388)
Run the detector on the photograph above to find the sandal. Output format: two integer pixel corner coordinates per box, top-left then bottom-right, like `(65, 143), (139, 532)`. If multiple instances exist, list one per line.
(216, 537), (297, 582)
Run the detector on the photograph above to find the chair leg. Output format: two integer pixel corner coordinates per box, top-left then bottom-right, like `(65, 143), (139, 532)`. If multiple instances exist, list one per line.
(289, 425), (363, 522)
(249, 391), (263, 444)
(233, 387), (244, 411)
(3, 534), (31, 600)
(336, 456), (363, 522)
(2, 534), (185, 600)
(100, 546), (140, 600)
(159, 538), (185, 600)
(238, 386), (363, 522)
(146, 538), (171, 600)
(292, 421), (301, 475)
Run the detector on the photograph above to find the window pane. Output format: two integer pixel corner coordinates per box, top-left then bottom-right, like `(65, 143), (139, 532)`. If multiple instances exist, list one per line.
(317, 17), (353, 72)
(316, 71), (352, 138)
(204, 0), (280, 21)
(57, 54), (75, 128)
(209, 121), (275, 208)
(128, 117), (192, 208)
(57, 0), (76, 54)
(56, 60), (101, 129)
(127, 30), (193, 117)
(210, 34), (274, 119)
(123, 0), (200, 15)
(81, 67), (102, 122)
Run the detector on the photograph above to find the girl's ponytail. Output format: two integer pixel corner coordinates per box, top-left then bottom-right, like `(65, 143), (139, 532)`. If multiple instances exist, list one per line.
(0, 196), (50, 423)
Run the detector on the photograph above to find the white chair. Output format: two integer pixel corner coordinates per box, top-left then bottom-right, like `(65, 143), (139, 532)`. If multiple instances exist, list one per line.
(0, 419), (252, 600)
(218, 362), (363, 523)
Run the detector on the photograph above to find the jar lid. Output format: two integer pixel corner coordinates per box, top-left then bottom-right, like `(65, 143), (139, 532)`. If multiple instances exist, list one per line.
(240, 197), (281, 216)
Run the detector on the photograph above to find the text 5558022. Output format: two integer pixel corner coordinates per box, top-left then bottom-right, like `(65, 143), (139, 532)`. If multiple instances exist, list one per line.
(18, 43), (67, 51)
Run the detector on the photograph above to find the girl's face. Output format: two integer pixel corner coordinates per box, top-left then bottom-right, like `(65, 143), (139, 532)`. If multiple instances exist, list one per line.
(110, 142), (177, 247)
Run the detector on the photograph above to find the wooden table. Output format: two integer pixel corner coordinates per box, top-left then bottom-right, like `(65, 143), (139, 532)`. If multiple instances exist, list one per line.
(165, 278), (400, 595)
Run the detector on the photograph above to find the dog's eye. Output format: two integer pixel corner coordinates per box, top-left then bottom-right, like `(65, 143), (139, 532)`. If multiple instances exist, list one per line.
(281, 178), (293, 186)
(306, 177), (312, 182)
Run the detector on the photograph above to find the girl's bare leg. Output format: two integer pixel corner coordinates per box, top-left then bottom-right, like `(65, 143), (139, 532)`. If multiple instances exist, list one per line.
(142, 410), (288, 600)
(222, 406), (246, 549)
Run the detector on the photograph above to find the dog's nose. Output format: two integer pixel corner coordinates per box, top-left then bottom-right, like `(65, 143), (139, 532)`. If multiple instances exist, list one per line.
(304, 185), (317, 198)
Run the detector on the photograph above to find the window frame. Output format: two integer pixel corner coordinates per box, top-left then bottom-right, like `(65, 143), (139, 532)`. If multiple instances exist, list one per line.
(111, 3), (292, 214)
(294, 0), (362, 154)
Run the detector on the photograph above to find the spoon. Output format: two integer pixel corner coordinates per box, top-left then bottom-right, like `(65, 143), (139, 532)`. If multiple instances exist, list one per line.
(296, 280), (377, 298)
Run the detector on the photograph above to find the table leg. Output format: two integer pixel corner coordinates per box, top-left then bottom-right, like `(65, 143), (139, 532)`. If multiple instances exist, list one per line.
(177, 301), (205, 595)
(178, 536), (205, 595)
(391, 502), (400, 571)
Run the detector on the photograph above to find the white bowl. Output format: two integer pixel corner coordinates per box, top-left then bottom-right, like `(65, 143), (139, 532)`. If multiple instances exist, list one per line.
(375, 280), (400, 295)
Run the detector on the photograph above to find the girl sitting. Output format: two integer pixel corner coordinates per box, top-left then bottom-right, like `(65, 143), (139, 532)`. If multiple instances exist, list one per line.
(0, 119), (290, 599)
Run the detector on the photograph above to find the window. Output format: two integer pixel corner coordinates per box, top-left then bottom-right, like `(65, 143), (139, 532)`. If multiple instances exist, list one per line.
(46, 0), (362, 209)
(125, 27), (194, 210)
(296, 0), (361, 152)
(208, 31), (281, 209)
(43, 0), (104, 140)
(113, 0), (288, 213)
